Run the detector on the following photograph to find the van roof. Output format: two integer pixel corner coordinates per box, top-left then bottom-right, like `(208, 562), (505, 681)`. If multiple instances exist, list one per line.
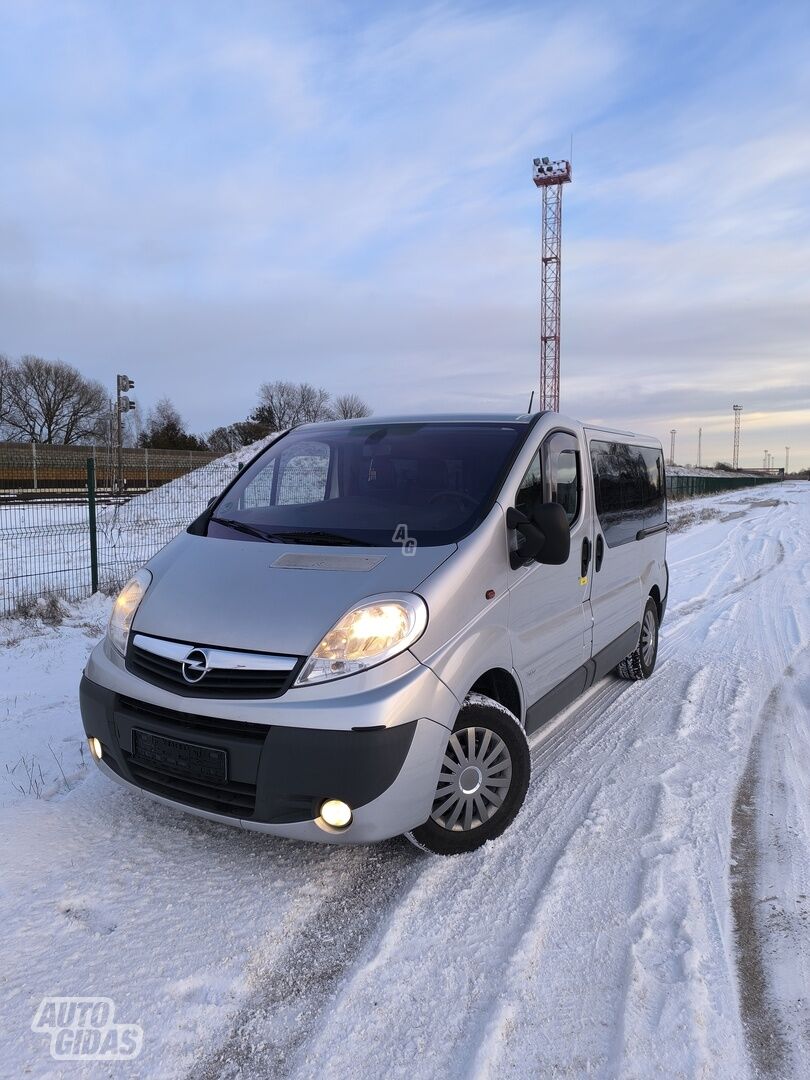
(295, 413), (661, 448)
(300, 412), (540, 428)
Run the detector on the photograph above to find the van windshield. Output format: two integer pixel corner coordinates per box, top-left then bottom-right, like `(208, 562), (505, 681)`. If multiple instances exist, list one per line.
(206, 422), (527, 547)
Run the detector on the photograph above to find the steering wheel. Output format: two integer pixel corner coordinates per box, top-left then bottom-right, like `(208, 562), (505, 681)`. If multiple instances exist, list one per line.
(428, 490), (478, 511)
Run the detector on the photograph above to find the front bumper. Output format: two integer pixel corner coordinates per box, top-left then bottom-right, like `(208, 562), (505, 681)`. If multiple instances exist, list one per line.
(79, 645), (457, 844)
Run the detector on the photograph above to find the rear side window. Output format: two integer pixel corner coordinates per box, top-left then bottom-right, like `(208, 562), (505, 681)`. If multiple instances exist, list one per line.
(277, 441), (330, 504)
(590, 441), (665, 546)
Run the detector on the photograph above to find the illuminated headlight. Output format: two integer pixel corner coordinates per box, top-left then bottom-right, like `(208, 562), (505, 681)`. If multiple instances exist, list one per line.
(295, 594), (428, 686)
(107, 568), (152, 656)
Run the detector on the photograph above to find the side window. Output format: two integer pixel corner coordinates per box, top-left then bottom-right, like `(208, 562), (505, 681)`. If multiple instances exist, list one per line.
(641, 447), (666, 528)
(241, 460), (276, 509)
(277, 441), (330, 505)
(590, 440), (663, 546)
(515, 450), (542, 518)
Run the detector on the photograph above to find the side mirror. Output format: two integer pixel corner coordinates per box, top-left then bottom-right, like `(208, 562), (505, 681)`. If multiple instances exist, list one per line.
(507, 501), (571, 569)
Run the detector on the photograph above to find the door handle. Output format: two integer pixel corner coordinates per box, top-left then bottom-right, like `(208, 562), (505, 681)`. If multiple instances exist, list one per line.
(580, 537), (591, 579)
(595, 534), (604, 572)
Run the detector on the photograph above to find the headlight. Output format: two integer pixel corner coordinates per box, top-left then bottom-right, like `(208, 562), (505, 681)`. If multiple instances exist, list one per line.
(108, 568), (152, 656)
(295, 594), (428, 686)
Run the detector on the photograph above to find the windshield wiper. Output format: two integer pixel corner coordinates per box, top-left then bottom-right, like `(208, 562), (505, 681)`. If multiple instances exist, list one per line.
(210, 519), (366, 547)
(210, 517), (276, 542)
(272, 530), (367, 547)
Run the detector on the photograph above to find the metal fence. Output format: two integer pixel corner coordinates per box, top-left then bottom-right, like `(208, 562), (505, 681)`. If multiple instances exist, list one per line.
(1, 448), (237, 615)
(665, 473), (781, 499)
(0, 441), (218, 495)
(0, 445), (785, 616)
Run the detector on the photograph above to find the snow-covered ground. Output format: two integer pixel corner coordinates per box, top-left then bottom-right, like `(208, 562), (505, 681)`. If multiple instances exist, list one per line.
(1, 484), (808, 1079)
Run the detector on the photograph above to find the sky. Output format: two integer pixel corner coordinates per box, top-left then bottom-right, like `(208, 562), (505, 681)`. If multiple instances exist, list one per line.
(1, 0), (809, 469)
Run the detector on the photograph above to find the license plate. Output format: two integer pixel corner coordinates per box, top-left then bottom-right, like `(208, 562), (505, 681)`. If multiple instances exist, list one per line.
(132, 729), (227, 784)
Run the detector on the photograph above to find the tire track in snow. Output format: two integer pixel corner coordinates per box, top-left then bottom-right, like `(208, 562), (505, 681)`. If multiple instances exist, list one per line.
(731, 653), (810, 1079)
(189, 841), (421, 1080)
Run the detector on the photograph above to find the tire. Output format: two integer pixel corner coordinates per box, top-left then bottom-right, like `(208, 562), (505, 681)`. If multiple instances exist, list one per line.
(616, 597), (659, 681)
(406, 693), (531, 855)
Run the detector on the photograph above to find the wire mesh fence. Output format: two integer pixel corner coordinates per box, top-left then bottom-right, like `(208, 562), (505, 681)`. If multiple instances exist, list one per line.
(0, 445), (232, 616)
(0, 441), (785, 616)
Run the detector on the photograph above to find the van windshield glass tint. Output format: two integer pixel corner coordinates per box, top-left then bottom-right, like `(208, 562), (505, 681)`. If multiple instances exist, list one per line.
(207, 423), (526, 547)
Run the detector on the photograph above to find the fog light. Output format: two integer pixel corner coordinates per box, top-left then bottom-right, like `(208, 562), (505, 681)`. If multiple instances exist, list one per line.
(319, 798), (352, 829)
(88, 737), (103, 761)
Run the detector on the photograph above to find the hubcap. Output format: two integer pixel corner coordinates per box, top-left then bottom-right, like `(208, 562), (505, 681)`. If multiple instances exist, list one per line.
(430, 726), (513, 833)
(641, 609), (657, 666)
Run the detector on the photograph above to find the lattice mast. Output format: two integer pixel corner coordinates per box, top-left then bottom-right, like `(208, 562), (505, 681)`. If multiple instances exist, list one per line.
(732, 405), (743, 470)
(533, 157), (572, 411)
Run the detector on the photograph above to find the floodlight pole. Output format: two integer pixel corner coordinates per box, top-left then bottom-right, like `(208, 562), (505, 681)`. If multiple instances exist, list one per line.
(785, 446), (790, 473)
(732, 405), (742, 470)
(697, 427), (702, 468)
(670, 429), (677, 466)
(532, 157), (572, 412)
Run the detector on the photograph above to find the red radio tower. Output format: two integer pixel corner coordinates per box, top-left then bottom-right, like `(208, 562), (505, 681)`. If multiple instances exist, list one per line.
(533, 156), (572, 411)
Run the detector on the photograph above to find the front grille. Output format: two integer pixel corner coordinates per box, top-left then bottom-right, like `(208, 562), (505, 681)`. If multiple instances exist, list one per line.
(123, 755), (257, 817)
(127, 640), (303, 699)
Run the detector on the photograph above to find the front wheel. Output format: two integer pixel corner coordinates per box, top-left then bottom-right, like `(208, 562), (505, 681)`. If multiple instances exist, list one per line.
(616, 597), (659, 681)
(406, 694), (531, 855)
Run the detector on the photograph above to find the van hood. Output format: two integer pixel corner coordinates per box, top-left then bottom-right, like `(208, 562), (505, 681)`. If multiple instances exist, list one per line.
(133, 531), (455, 656)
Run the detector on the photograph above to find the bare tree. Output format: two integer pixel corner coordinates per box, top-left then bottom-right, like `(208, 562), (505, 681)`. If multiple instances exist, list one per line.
(3, 355), (108, 443)
(330, 392), (372, 420)
(252, 380), (333, 432)
(139, 396), (207, 450)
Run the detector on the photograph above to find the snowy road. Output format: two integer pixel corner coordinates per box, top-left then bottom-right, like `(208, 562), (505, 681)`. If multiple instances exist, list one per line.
(2, 483), (808, 1079)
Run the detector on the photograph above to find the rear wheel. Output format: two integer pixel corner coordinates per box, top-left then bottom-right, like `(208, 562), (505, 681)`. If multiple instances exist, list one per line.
(616, 597), (659, 681)
(406, 694), (530, 855)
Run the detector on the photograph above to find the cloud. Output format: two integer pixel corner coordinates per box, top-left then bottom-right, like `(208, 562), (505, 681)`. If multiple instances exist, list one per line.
(0, 0), (808, 468)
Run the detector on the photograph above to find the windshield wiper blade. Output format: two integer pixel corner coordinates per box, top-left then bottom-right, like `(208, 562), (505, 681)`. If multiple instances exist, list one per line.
(210, 519), (365, 547)
(210, 517), (276, 542)
(272, 530), (367, 547)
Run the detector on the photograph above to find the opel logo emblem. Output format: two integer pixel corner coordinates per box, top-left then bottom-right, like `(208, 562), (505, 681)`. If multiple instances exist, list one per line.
(181, 648), (209, 684)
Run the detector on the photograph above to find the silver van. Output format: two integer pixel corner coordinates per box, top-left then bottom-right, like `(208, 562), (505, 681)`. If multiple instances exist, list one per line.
(80, 413), (668, 855)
